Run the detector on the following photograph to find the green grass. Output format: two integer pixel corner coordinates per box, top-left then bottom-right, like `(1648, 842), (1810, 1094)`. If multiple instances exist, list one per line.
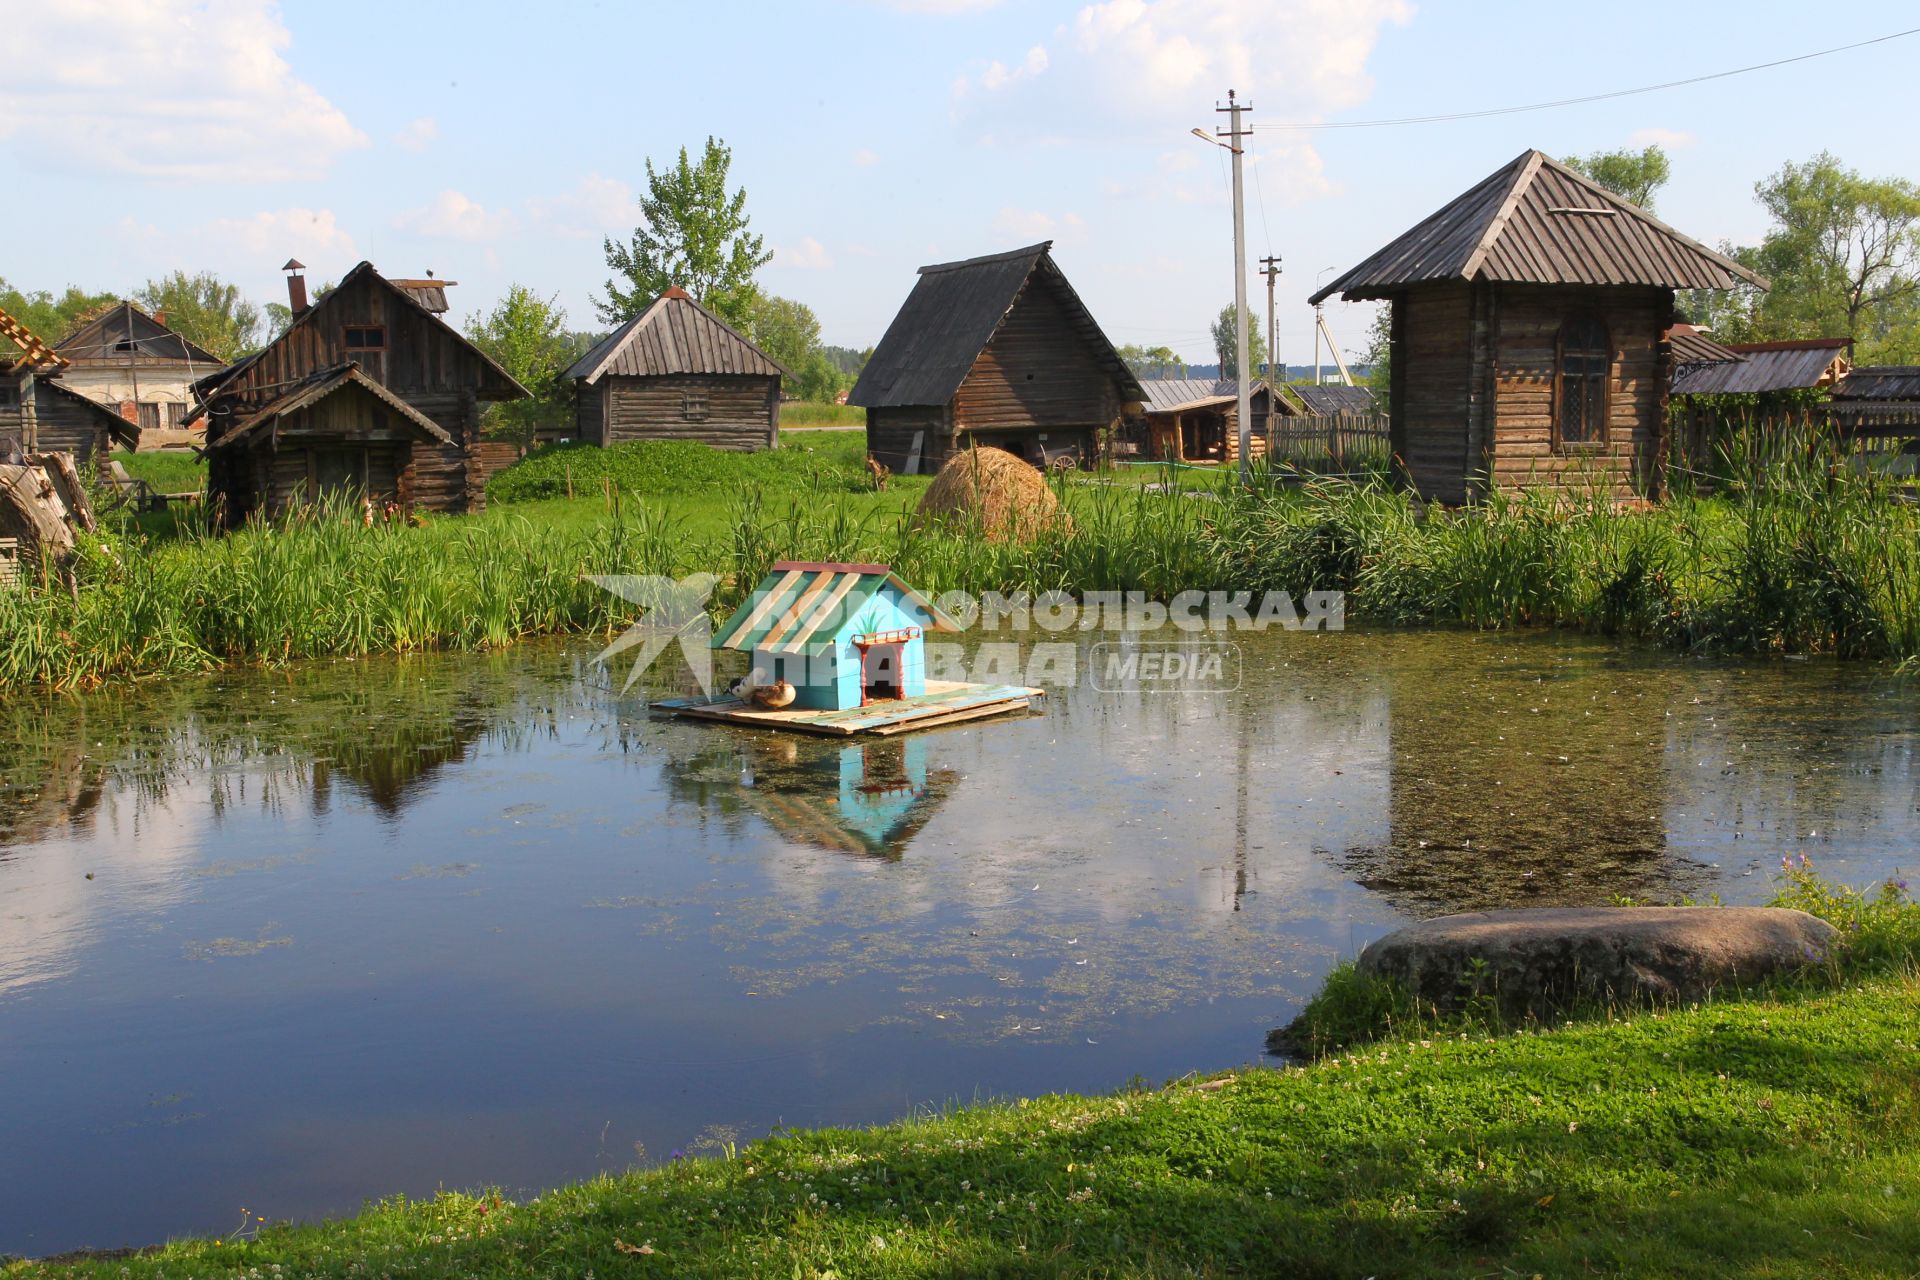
(14, 875), (1918, 1278)
(781, 401), (866, 427)
(108, 449), (205, 493)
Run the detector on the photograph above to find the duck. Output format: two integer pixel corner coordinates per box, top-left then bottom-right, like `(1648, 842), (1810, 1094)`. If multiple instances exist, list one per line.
(728, 670), (797, 710)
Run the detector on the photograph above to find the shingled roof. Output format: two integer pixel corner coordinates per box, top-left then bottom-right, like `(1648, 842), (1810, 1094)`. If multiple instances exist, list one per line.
(562, 286), (785, 384)
(1310, 150), (1768, 304)
(849, 242), (1144, 408)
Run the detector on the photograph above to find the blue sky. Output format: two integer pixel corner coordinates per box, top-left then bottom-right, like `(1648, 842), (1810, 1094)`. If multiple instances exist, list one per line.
(2, 0), (1916, 367)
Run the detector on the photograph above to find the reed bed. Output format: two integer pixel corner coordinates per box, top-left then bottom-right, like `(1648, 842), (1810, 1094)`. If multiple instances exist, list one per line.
(4, 426), (1917, 689)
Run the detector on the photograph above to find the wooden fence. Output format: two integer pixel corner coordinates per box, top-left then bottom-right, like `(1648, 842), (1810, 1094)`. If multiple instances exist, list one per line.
(1669, 402), (1920, 490)
(1264, 411), (1392, 476)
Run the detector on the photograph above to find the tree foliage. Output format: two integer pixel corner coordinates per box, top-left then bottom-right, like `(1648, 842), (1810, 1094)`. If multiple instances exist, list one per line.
(263, 280), (337, 342)
(600, 137), (772, 329)
(0, 278), (120, 347)
(743, 295), (848, 402)
(1362, 305), (1392, 409)
(1210, 304), (1268, 381)
(1116, 343), (1188, 380)
(135, 271), (262, 361)
(463, 285), (576, 449)
(1562, 145), (1672, 210)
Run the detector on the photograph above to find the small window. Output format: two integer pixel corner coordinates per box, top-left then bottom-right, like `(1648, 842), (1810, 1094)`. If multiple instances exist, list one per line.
(682, 388), (710, 421)
(0, 385), (16, 407)
(114, 340), (139, 353)
(137, 402), (161, 431)
(343, 326), (385, 350)
(165, 402), (187, 428)
(1556, 314), (1610, 450)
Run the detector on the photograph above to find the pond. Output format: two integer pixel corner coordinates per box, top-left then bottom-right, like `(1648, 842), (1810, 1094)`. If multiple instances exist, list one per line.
(1, 629), (1914, 1257)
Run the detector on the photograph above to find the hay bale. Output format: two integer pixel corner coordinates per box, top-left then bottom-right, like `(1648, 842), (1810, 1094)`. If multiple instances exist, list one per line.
(914, 445), (1067, 543)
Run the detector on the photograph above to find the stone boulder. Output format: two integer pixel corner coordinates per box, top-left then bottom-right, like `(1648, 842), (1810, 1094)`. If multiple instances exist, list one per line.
(1358, 906), (1839, 1019)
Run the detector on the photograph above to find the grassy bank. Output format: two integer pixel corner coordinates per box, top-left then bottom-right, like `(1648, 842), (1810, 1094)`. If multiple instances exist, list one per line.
(6, 431), (1920, 688)
(13, 874), (1918, 1278)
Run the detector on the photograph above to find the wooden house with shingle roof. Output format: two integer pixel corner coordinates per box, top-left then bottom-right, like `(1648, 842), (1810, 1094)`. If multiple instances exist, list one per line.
(194, 261), (526, 527)
(1311, 149), (1767, 503)
(561, 286), (785, 451)
(850, 242), (1144, 473)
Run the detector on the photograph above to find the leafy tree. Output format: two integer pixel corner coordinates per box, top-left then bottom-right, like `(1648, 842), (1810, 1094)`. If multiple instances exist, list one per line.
(821, 344), (869, 377)
(463, 285), (576, 449)
(136, 271), (261, 361)
(1116, 343), (1188, 380)
(1562, 145), (1672, 210)
(1362, 305), (1392, 409)
(1209, 304), (1267, 381)
(600, 137), (772, 329)
(0, 279), (120, 347)
(1743, 153), (1920, 357)
(744, 295), (847, 402)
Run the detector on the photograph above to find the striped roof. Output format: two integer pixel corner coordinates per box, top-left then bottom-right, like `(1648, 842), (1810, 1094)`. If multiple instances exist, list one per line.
(563, 286), (785, 384)
(713, 561), (960, 656)
(1311, 150), (1768, 303)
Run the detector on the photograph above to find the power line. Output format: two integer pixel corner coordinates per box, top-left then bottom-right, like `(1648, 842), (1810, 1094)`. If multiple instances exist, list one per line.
(1259, 27), (1920, 131)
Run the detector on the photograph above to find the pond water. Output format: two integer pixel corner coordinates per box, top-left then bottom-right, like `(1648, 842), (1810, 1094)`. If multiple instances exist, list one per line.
(1, 629), (1914, 1256)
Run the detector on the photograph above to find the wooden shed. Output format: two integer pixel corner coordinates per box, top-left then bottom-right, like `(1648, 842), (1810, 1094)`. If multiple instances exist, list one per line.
(194, 261), (525, 527)
(1310, 150), (1766, 503)
(1, 305), (138, 461)
(850, 242), (1144, 473)
(1136, 378), (1297, 464)
(561, 286), (785, 450)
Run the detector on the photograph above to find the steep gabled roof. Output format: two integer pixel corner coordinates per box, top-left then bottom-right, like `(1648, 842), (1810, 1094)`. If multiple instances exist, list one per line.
(54, 302), (223, 366)
(1311, 150), (1768, 303)
(562, 286), (785, 384)
(849, 242), (1145, 408)
(192, 261), (527, 417)
(209, 363), (456, 450)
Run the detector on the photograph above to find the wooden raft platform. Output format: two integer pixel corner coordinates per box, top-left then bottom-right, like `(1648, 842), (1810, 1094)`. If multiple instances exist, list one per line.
(653, 680), (1044, 737)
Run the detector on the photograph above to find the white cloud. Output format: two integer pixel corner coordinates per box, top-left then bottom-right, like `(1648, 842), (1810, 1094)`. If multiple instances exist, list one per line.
(392, 116), (439, 154)
(776, 236), (834, 270)
(0, 0), (366, 181)
(852, 148), (882, 167)
(393, 190), (516, 242)
(991, 207), (1087, 244)
(980, 44), (1049, 91)
(1629, 127), (1696, 149)
(199, 207), (358, 263)
(527, 174), (634, 240)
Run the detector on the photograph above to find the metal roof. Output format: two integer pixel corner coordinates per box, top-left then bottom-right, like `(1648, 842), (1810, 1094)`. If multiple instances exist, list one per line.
(562, 286), (784, 383)
(713, 560), (959, 657)
(1290, 384), (1377, 415)
(54, 302), (223, 366)
(1140, 378), (1236, 413)
(1310, 150), (1768, 304)
(210, 363), (455, 450)
(1667, 325), (1743, 368)
(1832, 366), (1920, 400)
(849, 242), (1144, 408)
(1671, 339), (1852, 396)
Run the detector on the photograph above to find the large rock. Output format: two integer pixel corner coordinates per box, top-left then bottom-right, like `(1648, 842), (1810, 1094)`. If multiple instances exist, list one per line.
(1358, 906), (1839, 1018)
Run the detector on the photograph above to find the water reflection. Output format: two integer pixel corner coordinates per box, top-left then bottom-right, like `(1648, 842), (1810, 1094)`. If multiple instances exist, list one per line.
(0, 631), (1913, 1257)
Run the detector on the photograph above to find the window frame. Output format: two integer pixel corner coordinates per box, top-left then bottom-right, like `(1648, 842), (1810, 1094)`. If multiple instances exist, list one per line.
(342, 325), (386, 352)
(1552, 312), (1611, 453)
(682, 387), (710, 422)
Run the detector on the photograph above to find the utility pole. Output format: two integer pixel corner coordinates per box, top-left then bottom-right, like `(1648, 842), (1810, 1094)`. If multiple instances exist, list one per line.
(1260, 254), (1282, 389)
(1216, 89), (1252, 485)
(1313, 298), (1324, 385)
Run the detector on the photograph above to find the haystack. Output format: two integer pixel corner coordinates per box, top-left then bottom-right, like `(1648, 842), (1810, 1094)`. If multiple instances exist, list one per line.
(914, 446), (1067, 543)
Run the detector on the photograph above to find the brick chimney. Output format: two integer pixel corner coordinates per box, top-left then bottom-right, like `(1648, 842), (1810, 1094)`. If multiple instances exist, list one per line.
(283, 258), (309, 318)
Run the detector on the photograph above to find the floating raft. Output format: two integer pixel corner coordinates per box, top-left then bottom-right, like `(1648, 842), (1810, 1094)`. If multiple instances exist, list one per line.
(653, 680), (1044, 737)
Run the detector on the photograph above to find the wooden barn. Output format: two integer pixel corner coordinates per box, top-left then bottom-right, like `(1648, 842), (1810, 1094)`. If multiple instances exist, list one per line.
(1136, 378), (1298, 464)
(193, 261), (525, 526)
(560, 286), (784, 450)
(53, 303), (223, 449)
(850, 242), (1144, 473)
(1, 305), (139, 461)
(1310, 150), (1766, 503)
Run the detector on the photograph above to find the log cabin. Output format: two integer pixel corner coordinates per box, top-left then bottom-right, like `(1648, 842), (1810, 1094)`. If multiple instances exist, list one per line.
(1135, 378), (1299, 464)
(193, 261), (525, 527)
(1, 305), (139, 462)
(560, 286), (784, 450)
(1309, 150), (1767, 503)
(851, 242), (1144, 473)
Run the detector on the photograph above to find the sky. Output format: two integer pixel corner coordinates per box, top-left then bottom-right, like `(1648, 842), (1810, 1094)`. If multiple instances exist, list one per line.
(1, 0), (1917, 370)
